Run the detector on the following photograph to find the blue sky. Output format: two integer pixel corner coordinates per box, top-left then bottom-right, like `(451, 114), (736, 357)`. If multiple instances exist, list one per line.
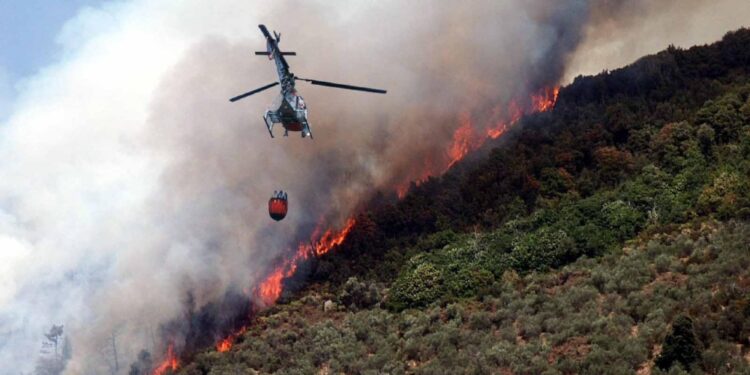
(0, 0), (107, 80)
(0, 0), (106, 117)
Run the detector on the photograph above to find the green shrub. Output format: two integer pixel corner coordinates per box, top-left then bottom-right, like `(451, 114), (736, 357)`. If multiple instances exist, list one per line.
(655, 315), (702, 371)
(388, 262), (444, 310)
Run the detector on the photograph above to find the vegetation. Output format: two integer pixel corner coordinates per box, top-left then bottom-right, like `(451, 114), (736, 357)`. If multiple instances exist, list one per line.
(180, 221), (750, 374)
(176, 28), (750, 374)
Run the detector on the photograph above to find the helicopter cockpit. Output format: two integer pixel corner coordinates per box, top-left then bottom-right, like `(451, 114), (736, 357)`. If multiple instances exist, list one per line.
(296, 96), (306, 110)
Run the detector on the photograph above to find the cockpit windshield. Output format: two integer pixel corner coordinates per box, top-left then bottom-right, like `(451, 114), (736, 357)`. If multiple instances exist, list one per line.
(296, 96), (306, 110)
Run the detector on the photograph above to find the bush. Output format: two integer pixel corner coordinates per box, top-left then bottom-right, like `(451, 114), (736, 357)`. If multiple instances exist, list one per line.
(388, 262), (444, 310)
(655, 315), (702, 371)
(338, 277), (381, 310)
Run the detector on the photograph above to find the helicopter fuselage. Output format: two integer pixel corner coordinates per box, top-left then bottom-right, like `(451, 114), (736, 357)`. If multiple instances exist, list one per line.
(260, 25), (313, 138)
(264, 90), (310, 137)
(229, 24), (386, 139)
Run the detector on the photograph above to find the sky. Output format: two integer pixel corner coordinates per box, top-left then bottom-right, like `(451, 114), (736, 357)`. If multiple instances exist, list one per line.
(0, 0), (106, 118)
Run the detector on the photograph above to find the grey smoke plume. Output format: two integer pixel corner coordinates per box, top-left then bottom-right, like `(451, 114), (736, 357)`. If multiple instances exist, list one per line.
(0, 1), (746, 373)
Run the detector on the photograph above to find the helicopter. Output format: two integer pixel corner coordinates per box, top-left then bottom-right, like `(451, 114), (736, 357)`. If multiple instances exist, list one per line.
(229, 24), (387, 139)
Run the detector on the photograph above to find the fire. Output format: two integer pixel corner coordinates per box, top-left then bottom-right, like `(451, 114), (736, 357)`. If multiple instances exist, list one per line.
(152, 343), (179, 375)
(256, 217), (357, 305)
(257, 267), (286, 306)
(530, 86), (560, 112)
(216, 338), (232, 352)
(310, 217), (357, 256)
(207, 218), (359, 360)
(446, 112), (480, 169)
(204, 86), (560, 361)
(398, 86), (560, 196)
(216, 326), (248, 353)
(213, 215), (358, 350)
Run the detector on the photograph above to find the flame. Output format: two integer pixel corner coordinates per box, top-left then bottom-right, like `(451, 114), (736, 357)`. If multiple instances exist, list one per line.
(531, 86), (560, 112)
(257, 267), (286, 306)
(310, 217), (357, 256)
(446, 112), (480, 169)
(216, 338), (232, 353)
(216, 326), (248, 353)
(209, 217), (358, 359)
(190, 216), (359, 367)
(397, 86), (559, 196)
(256, 217), (357, 305)
(152, 343), (179, 375)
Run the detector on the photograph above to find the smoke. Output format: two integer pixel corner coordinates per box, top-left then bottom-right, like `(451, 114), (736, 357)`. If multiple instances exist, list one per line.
(0, 1), (747, 373)
(564, 0), (750, 82)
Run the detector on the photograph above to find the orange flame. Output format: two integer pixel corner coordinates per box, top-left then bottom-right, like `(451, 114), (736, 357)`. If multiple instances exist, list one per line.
(257, 267), (286, 306)
(531, 86), (560, 112)
(395, 86), (559, 197)
(209, 217), (358, 360)
(310, 217), (357, 257)
(216, 338), (232, 353)
(216, 326), (247, 353)
(152, 343), (179, 375)
(446, 112), (480, 169)
(256, 217), (357, 306)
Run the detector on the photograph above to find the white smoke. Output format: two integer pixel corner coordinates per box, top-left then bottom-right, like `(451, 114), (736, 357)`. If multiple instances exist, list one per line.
(0, 1), (747, 374)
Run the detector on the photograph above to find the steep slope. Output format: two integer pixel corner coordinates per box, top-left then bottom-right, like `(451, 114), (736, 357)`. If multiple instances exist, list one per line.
(181, 221), (750, 374)
(167, 28), (750, 375)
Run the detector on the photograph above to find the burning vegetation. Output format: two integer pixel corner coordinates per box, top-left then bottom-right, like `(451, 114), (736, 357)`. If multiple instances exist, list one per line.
(145, 85), (560, 371)
(169, 28), (750, 374)
(256, 217), (358, 306)
(151, 344), (179, 375)
(397, 85), (560, 197)
(254, 85), (559, 310)
(181, 85), (561, 368)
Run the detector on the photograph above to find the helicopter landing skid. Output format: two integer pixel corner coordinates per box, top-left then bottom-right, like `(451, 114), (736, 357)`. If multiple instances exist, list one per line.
(301, 119), (313, 139)
(263, 112), (275, 138)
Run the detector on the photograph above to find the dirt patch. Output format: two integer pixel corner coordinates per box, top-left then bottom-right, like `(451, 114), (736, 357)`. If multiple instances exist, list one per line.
(317, 362), (331, 375)
(643, 272), (688, 295)
(545, 270), (588, 295)
(636, 363), (651, 375)
(513, 320), (527, 346)
(547, 336), (591, 364)
(637, 343), (663, 375)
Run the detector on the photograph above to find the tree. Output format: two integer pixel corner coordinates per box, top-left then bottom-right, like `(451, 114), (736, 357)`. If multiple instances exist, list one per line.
(129, 350), (153, 375)
(388, 262), (444, 310)
(43, 325), (64, 357)
(35, 325), (68, 375)
(101, 328), (122, 375)
(655, 315), (701, 371)
(594, 146), (634, 184)
(338, 277), (380, 310)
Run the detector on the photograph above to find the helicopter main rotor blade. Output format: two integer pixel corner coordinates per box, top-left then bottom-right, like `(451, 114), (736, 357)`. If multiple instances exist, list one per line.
(296, 78), (386, 94)
(229, 82), (280, 102)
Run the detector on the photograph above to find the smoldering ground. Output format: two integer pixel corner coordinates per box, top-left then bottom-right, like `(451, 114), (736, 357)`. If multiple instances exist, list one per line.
(0, 1), (747, 374)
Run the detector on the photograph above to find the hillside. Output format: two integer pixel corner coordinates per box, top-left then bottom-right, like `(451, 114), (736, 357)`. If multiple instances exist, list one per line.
(169, 29), (750, 374)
